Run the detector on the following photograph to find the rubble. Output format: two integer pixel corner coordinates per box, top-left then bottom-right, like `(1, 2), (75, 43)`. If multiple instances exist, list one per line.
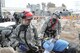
(0, 47), (18, 53)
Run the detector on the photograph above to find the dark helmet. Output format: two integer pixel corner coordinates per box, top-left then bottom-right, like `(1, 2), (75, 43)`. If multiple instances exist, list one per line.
(52, 13), (60, 19)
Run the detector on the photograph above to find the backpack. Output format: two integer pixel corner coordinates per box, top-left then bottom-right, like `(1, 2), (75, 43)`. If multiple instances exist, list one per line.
(1, 25), (17, 41)
(0, 25), (17, 47)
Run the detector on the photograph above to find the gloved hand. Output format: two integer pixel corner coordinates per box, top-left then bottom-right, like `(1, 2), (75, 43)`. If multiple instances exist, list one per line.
(38, 33), (44, 39)
(19, 45), (27, 51)
(19, 42), (29, 51)
(55, 35), (60, 40)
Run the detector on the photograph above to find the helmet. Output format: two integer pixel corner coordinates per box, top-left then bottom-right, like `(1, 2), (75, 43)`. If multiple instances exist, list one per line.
(52, 13), (60, 19)
(53, 39), (69, 52)
(22, 11), (33, 19)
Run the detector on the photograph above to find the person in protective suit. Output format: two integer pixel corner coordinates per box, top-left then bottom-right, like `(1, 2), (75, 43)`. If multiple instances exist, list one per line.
(37, 13), (61, 53)
(9, 11), (39, 53)
(40, 13), (61, 41)
(42, 13), (76, 53)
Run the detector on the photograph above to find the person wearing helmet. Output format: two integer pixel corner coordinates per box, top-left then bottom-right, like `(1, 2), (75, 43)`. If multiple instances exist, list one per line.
(40, 13), (67, 53)
(9, 11), (39, 53)
(42, 13), (76, 53)
(40, 13), (61, 41)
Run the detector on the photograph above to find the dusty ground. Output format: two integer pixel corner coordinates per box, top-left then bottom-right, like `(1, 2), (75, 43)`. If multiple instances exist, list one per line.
(60, 19), (80, 53)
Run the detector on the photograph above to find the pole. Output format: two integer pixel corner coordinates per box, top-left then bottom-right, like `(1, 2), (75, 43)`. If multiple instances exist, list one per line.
(0, 0), (1, 17)
(0, 0), (2, 22)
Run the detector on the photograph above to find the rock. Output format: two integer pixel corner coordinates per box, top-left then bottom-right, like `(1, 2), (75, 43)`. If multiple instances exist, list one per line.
(0, 47), (18, 53)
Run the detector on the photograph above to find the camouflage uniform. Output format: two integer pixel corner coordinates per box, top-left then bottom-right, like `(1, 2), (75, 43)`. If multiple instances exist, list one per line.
(9, 23), (38, 53)
(41, 17), (61, 37)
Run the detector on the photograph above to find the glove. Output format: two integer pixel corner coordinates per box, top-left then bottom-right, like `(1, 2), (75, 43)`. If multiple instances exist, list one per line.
(38, 33), (44, 39)
(19, 42), (29, 51)
(19, 45), (27, 51)
(55, 35), (60, 40)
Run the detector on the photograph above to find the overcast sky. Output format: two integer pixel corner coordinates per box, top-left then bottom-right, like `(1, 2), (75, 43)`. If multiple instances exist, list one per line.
(5, 0), (80, 10)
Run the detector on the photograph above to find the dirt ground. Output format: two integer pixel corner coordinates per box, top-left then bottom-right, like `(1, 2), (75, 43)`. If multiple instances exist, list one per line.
(60, 19), (80, 52)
